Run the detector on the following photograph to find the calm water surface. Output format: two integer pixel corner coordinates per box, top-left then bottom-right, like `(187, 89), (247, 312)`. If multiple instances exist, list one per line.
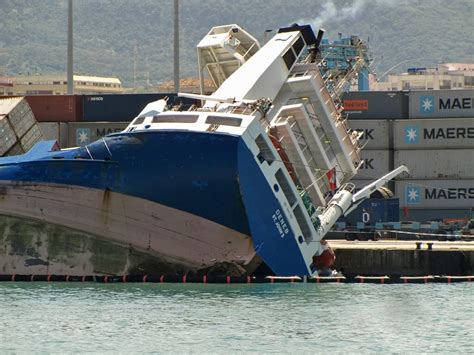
(0, 283), (472, 353)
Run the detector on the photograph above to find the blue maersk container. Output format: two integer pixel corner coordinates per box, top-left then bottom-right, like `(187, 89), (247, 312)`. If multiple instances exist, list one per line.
(82, 93), (197, 122)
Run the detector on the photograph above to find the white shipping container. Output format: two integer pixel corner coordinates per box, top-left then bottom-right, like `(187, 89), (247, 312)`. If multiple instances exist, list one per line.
(394, 118), (474, 149)
(354, 150), (391, 179)
(395, 180), (474, 209)
(38, 122), (69, 148)
(409, 89), (474, 119)
(67, 122), (129, 147)
(20, 125), (42, 152)
(10, 110), (36, 138)
(395, 149), (474, 179)
(0, 98), (35, 137)
(348, 120), (391, 149)
(0, 97), (28, 116)
(352, 179), (391, 189)
(5, 143), (24, 156)
(0, 115), (17, 156)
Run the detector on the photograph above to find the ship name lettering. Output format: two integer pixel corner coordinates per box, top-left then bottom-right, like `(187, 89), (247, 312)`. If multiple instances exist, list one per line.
(272, 209), (289, 238)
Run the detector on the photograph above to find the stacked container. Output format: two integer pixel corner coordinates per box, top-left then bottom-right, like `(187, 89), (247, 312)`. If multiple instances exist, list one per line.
(67, 122), (129, 147)
(342, 91), (409, 119)
(408, 90), (473, 119)
(342, 89), (474, 223)
(0, 97), (43, 156)
(393, 117), (474, 222)
(9, 93), (197, 148)
(81, 93), (192, 122)
(336, 119), (395, 226)
(349, 119), (393, 186)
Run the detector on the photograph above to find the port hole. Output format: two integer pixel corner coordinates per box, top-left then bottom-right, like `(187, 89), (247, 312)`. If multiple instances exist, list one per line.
(273, 184), (279, 192)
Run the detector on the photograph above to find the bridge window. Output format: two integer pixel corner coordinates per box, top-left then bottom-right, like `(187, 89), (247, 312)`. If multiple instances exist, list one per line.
(130, 116), (146, 125)
(205, 115), (242, 127)
(255, 134), (275, 164)
(152, 114), (198, 123)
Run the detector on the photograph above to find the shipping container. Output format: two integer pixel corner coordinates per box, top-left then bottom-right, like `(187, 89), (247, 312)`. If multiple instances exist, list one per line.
(354, 150), (392, 179)
(351, 179), (390, 189)
(395, 149), (474, 179)
(20, 124), (42, 152)
(4, 142), (24, 156)
(0, 114), (17, 156)
(347, 119), (391, 149)
(67, 122), (129, 147)
(393, 118), (474, 150)
(395, 180), (474, 209)
(82, 93), (196, 122)
(6, 109), (35, 138)
(0, 97), (29, 117)
(0, 97), (43, 155)
(342, 91), (409, 119)
(409, 89), (474, 119)
(0, 97), (36, 137)
(340, 198), (399, 225)
(23, 95), (83, 122)
(38, 122), (69, 148)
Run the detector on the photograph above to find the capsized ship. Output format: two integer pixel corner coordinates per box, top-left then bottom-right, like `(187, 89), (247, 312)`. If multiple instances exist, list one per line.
(0, 24), (407, 276)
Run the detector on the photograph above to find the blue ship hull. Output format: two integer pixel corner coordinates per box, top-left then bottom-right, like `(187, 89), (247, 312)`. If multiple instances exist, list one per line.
(0, 130), (310, 275)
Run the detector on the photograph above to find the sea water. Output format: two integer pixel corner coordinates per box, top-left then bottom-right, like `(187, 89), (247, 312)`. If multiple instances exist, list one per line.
(0, 283), (472, 353)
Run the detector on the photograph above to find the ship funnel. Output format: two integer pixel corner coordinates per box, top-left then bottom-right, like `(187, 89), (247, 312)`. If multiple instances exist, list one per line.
(278, 24), (317, 46)
(315, 28), (325, 50)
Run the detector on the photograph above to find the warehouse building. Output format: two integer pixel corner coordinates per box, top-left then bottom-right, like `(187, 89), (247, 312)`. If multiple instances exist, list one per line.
(0, 74), (123, 95)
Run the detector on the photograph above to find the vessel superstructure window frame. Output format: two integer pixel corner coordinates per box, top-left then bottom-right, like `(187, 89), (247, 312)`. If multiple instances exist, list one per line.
(292, 204), (312, 243)
(283, 49), (296, 70)
(152, 114), (199, 123)
(275, 168), (297, 206)
(205, 115), (242, 127)
(130, 116), (146, 125)
(292, 37), (304, 56)
(255, 134), (276, 165)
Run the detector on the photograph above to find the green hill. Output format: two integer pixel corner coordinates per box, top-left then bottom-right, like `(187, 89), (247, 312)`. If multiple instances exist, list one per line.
(1, 0), (473, 88)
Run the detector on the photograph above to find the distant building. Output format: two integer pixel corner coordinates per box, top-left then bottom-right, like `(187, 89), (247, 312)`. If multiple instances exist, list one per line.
(155, 77), (214, 94)
(372, 63), (474, 91)
(0, 74), (123, 95)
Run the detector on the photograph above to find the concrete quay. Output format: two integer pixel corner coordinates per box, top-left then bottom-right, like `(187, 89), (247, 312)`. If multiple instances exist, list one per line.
(329, 239), (474, 277)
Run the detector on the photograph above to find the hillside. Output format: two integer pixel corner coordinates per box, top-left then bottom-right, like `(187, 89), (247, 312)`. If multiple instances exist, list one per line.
(1, 0), (473, 88)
